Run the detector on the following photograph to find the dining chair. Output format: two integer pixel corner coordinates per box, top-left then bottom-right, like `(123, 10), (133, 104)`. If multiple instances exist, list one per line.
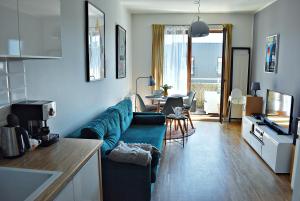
(161, 97), (188, 147)
(161, 97), (183, 116)
(183, 91), (196, 129)
(136, 94), (157, 112)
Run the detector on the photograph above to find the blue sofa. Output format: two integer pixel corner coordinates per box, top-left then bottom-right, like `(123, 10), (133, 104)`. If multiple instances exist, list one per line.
(67, 99), (166, 201)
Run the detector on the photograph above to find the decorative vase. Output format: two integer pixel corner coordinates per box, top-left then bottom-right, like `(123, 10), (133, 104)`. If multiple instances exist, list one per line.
(163, 89), (168, 97)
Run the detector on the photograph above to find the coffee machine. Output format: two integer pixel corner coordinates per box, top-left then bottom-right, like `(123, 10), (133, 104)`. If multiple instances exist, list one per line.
(11, 100), (59, 147)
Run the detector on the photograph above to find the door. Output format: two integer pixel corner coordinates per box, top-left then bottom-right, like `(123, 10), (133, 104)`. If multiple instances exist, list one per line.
(18, 0), (62, 58)
(54, 181), (74, 201)
(219, 28), (226, 123)
(188, 27), (224, 121)
(262, 134), (277, 171)
(73, 152), (101, 201)
(0, 0), (20, 57)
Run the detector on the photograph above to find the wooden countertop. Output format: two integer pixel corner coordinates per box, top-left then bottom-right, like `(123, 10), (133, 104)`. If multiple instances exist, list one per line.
(0, 138), (103, 201)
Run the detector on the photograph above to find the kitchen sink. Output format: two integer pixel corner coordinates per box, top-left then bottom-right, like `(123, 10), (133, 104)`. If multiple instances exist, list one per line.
(0, 167), (62, 201)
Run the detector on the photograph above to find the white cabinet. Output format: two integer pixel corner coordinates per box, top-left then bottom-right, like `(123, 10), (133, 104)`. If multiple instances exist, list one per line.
(0, 0), (20, 57)
(54, 180), (74, 201)
(73, 152), (101, 201)
(54, 151), (102, 201)
(242, 116), (293, 173)
(242, 117), (252, 142)
(0, 0), (62, 58)
(248, 132), (262, 156)
(18, 0), (62, 58)
(261, 134), (277, 171)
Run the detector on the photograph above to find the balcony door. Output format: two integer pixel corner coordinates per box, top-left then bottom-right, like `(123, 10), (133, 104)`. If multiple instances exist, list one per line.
(188, 27), (225, 122)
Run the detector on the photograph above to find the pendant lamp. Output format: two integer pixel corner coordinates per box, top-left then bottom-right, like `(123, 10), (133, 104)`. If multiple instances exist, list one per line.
(190, 0), (209, 37)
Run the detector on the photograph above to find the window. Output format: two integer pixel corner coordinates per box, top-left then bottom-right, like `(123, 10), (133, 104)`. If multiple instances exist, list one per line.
(191, 57), (195, 75)
(217, 57), (222, 76)
(163, 26), (189, 95)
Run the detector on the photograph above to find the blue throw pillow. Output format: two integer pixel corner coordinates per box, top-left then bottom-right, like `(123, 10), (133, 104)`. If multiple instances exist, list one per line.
(132, 115), (166, 125)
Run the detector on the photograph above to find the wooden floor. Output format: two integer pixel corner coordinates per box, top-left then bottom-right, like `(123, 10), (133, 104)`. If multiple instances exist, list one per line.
(152, 121), (292, 201)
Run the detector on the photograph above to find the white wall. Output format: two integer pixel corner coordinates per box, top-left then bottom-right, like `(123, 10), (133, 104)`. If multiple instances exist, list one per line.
(132, 13), (254, 103)
(20, 0), (132, 136)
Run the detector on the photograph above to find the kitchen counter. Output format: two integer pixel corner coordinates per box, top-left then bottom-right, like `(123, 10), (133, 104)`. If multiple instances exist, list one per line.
(0, 138), (103, 201)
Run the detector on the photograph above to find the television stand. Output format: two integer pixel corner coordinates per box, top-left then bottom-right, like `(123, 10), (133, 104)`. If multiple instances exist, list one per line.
(242, 116), (293, 173)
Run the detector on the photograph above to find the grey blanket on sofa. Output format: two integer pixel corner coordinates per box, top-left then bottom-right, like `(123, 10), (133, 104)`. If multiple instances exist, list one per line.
(108, 141), (160, 166)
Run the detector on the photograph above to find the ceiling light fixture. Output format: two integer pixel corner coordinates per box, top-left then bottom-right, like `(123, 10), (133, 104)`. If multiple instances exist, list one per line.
(190, 0), (209, 37)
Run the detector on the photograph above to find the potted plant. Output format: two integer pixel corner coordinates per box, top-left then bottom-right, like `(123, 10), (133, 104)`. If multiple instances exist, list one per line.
(161, 84), (172, 97)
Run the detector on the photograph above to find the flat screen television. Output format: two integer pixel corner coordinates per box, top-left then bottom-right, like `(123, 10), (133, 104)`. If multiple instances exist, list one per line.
(265, 89), (294, 135)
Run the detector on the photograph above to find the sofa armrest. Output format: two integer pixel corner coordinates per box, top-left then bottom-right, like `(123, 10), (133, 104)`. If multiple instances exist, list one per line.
(132, 113), (166, 125)
(102, 158), (152, 201)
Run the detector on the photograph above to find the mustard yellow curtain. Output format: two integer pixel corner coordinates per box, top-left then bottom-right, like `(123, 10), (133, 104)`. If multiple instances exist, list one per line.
(151, 24), (165, 90)
(222, 24), (233, 117)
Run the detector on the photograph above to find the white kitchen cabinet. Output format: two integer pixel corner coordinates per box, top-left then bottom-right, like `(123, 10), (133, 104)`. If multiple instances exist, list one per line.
(18, 0), (62, 58)
(73, 152), (101, 201)
(0, 0), (62, 58)
(54, 151), (102, 201)
(54, 180), (74, 201)
(0, 0), (20, 57)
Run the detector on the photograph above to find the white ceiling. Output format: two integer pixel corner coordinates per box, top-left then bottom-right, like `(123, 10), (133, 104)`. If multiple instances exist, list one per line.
(120, 0), (277, 14)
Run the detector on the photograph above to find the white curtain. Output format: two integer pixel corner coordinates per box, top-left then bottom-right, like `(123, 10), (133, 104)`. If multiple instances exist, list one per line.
(163, 26), (189, 95)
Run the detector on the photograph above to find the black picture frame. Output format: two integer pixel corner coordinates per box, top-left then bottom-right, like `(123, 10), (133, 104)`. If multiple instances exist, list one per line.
(116, 25), (126, 79)
(85, 1), (105, 82)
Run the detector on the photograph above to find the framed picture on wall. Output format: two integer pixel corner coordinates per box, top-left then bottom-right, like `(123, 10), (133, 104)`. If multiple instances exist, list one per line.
(85, 1), (105, 82)
(116, 25), (126, 79)
(265, 34), (279, 73)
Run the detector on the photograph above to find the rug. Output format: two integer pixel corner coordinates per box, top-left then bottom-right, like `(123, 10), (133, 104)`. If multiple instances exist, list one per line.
(165, 127), (196, 140)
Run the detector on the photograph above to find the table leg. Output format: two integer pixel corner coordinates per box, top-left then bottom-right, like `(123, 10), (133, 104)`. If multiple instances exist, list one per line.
(187, 111), (194, 129)
(165, 120), (168, 145)
(169, 119), (172, 138)
(183, 119), (188, 132)
(186, 119), (189, 142)
(175, 120), (178, 131)
(178, 120), (185, 148)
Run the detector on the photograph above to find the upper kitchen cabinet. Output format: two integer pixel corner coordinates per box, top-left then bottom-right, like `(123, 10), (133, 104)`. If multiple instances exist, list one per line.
(0, 0), (20, 57)
(18, 0), (62, 58)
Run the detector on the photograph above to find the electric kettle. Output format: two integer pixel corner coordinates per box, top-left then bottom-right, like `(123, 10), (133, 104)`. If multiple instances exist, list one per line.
(0, 114), (30, 158)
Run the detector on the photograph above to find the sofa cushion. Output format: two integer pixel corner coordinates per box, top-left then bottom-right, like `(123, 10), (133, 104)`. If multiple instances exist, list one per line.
(120, 125), (166, 152)
(81, 109), (119, 138)
(80, 108), (121, 156)
(110, 98), (133, 133)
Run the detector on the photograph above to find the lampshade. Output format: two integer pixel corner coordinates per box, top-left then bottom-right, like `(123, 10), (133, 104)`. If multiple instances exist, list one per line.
(148, 76), (156, 86)
(251, 82), (261, 91)
(190, 19), (209, 37)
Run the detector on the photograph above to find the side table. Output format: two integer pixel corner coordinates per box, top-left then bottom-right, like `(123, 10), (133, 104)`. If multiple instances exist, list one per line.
(166, 114), (188, 147)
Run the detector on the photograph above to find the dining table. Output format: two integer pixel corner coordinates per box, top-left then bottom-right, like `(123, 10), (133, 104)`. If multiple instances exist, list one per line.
(145, 94), (189, 112)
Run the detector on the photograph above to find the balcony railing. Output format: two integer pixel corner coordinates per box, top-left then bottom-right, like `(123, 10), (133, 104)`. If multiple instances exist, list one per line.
(191, 77), (221, 109)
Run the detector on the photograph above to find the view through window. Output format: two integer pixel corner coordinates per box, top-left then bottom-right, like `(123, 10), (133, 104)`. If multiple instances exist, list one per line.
(191, 32), (224, 116)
